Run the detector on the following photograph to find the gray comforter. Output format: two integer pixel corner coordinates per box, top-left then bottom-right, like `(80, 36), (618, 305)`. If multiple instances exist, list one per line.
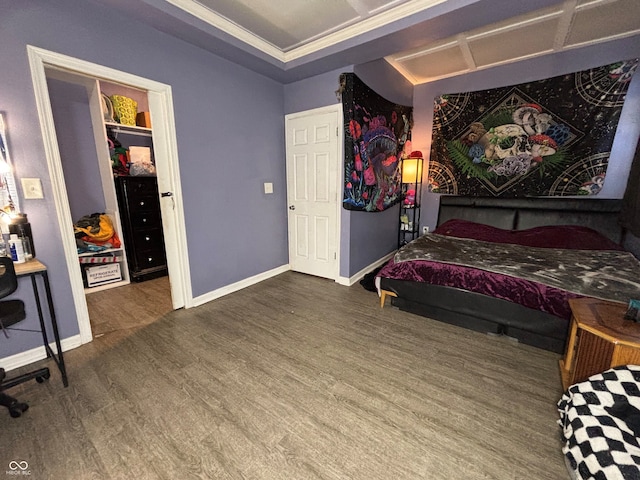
(394, 234), (640, 303)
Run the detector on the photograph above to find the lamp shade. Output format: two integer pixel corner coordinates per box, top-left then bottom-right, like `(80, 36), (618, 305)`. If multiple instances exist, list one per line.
(401, 157), (423, 184)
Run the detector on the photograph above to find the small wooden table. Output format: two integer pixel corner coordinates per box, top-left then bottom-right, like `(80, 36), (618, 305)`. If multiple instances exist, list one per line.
(11, 259), (68, 387)
(559, 297), (640, 390)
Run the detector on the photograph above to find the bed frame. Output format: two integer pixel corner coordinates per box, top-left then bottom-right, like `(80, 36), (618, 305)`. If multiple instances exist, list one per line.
(380, 196), (624, 353)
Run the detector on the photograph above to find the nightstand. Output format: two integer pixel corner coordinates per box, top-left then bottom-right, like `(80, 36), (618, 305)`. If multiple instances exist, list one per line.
(559, 297), (640, 390)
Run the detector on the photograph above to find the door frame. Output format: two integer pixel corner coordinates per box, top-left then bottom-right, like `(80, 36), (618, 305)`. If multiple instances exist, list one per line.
(27, 45), (192, 345)
(285, 104), (343, 281)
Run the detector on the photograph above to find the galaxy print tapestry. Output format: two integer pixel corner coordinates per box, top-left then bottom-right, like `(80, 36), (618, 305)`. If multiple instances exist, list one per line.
(428, 59), (638, 197)
(341, 73), (413, 211)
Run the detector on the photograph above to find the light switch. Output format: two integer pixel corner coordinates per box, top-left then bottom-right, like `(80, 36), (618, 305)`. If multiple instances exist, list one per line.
(21, 178), (44, 199)
(264, 182), (273, 194)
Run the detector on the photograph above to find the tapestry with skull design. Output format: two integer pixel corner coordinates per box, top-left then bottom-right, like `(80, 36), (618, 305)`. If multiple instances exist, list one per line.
(341, 73), (413, 211)
(428, 59), (638, 197)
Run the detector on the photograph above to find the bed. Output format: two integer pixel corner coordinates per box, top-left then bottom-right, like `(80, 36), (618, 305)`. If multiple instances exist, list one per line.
(557, 365), (640, 479)
(377, 196), (640, 353)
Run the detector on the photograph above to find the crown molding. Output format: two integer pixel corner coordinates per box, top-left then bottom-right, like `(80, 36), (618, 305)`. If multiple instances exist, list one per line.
(166, 0), (447, 64)
(283, 0), (447, 61)
(164, 0), (286, 61)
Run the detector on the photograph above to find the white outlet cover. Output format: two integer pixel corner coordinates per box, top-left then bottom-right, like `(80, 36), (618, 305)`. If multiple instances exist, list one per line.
(264, 182), (273, 194)
(21, 178), (44, 199)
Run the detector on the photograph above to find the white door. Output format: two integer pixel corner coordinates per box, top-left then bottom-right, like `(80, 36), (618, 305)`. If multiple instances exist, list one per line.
(286, 107), (340, 279)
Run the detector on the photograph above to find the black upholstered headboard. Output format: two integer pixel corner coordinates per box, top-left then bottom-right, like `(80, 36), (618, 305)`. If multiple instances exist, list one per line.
(437, 196), (624, 243)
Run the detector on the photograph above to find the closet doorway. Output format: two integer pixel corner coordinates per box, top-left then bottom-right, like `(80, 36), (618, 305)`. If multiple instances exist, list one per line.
(28, 46), (191, 345)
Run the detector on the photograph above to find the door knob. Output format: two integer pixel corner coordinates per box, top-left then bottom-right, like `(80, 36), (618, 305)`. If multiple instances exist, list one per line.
(289, 205), (295, 210)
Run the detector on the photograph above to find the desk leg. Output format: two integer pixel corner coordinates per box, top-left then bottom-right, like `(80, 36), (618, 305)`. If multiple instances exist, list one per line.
(31, 274), (51, 357)
(30, 271), (68, 388)
(42, 271), (68, 387)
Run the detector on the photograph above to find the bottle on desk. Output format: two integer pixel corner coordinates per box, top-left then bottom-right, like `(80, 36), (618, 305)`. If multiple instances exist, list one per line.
(9, 233), (26, 263)
(9, 214), (35, 258)
(18, 225), (33, 261)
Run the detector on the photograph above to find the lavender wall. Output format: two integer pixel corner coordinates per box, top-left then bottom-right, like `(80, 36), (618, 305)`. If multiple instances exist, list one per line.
(0, 0), (287, 357)
(354, 60), (414, 106)
(284, 67), (351, 115)
(413, 36), (640, 231)
(348, 207), (399, 274)
(47, 78), (105, 222)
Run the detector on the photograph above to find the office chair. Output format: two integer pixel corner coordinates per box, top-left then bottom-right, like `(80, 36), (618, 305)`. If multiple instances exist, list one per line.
(0, 256), (50, 417)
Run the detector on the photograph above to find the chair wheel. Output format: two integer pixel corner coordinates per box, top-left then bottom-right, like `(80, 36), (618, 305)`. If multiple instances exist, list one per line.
(35, 371), (50, 383)
(8, 402), (28, 418)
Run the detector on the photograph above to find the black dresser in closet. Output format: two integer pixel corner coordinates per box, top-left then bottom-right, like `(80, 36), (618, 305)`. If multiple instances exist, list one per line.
(115, 176), (167, 282)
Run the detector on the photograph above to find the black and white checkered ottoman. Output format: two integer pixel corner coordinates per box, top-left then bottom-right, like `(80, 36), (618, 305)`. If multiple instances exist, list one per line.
(558, 365), (640, 479)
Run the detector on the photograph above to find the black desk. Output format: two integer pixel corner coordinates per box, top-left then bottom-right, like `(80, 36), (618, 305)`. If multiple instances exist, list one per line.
(4, 260), (68, 388)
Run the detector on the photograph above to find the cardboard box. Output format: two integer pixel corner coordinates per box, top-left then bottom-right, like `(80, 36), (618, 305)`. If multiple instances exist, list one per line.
(85, 263), (122, 287)
(129, 146), (151, 164)
(136, 111), (151, 128)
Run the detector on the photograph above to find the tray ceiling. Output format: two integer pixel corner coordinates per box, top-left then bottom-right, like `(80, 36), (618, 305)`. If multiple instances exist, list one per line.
(192, 0), (418, 52)
(140, 0), (640, 84)
(387, 0), (640, 83)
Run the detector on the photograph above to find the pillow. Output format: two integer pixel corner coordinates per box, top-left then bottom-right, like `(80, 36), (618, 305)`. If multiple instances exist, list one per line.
(434, 218), (623, 251)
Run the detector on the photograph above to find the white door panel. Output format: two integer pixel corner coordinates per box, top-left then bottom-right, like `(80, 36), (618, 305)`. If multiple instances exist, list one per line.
(286, 108), (339, 279)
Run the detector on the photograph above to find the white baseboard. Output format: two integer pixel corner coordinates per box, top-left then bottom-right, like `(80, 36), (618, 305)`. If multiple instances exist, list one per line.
(0, 334), (82, 372)
(191, 264), (291, 307)
(336, 251), (395, 286)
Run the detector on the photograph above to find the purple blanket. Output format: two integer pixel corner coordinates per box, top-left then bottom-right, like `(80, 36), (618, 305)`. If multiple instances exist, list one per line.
(378, 220), (630, 320)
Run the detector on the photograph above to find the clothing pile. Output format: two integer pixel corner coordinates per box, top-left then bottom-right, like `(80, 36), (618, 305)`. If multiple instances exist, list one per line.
(108, 133), (129, 176)
(74, 213), (121, 253)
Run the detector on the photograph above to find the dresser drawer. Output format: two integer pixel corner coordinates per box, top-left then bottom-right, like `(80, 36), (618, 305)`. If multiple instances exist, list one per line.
(133, 248), (166, 269)
(129, 194), (160, 213)
(131, 228), (164, 251)
(130, 210), (162, 228)
(122, 177), (158, 196)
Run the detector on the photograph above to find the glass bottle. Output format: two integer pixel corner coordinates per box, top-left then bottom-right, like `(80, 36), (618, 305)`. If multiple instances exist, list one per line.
(18, 225), (32, 261)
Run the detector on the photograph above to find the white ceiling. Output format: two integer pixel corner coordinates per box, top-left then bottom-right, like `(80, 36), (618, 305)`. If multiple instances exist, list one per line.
(127, 0), (640, 84)
(190, 0), (418, 52)
(387, 0), (640, 83)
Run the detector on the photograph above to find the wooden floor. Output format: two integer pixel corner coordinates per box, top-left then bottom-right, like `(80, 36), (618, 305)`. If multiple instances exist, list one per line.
(0, 272), (568, 479)
(85, 275), (173, 337)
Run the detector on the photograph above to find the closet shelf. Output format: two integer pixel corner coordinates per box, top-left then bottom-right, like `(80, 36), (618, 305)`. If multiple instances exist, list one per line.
(78, 247), (123, 257)
(105, 122), (152, 137)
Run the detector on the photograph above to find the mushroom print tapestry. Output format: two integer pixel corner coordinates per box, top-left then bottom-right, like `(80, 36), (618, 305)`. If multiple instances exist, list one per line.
(341, 73), (413, 211)
(428, 59), (638, 197)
